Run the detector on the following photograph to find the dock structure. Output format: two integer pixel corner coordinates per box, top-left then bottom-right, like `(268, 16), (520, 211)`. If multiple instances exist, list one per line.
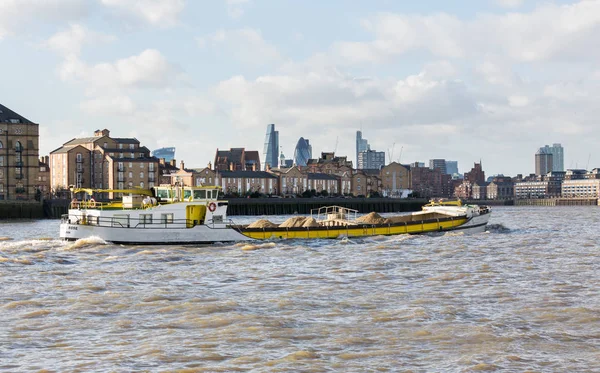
(515, 198), (598, 206)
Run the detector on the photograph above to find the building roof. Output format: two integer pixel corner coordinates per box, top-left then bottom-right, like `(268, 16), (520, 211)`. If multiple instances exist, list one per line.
(308, 173), (338, 180)
(0, 103), (36, 124)
(113, 137), (139, 144)
(64, 137), (100, 146)
(219, 170), (278, 179)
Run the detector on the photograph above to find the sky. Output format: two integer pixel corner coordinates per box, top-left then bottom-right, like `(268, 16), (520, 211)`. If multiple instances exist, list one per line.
(2, 0), (599, 176)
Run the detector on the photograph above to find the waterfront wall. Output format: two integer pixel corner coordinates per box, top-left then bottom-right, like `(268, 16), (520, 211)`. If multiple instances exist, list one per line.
(0, 201), (44, 220)
(515, 198), (598, 206)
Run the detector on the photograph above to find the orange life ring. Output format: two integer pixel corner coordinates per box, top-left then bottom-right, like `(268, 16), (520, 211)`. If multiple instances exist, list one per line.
(208, 202), (217, 212)
(71, 198), (79, 208)
(89, 198), (96, 208)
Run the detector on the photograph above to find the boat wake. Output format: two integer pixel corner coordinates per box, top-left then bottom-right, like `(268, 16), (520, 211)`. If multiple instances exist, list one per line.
(486, 224), (511, 233)
(60, 236), (108, 251)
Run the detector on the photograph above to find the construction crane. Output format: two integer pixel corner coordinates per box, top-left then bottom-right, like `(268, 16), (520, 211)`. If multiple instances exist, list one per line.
(388, 142), (395, 163)
(397, 145), (403, 163)
(334, 136), (339, 153)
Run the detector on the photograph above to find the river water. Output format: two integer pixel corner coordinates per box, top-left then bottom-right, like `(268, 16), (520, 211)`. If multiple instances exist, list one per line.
(0, 206), (598, 372)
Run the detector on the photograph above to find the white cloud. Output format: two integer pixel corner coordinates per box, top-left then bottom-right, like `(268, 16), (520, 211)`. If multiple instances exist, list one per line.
(100, 0), (185, 27)
(59, 49), (178, 93)
(334, 1), (600, 64)
(197, 28), (281, 65)
(0, 0), (87, 40)
(80, 95), (136, 115)
(495, 0), (524, 8)
(45, 24), (116, 56)
(225, 0), (251, 19)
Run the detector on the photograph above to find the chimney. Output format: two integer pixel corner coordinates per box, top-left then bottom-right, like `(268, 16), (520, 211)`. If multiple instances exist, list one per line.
(180, 160), (185, 170)
(159, 158), (166, 165)
(45, 156), (49, 164)
(208, 161), (212, 170)
(170, 159), (176, 167)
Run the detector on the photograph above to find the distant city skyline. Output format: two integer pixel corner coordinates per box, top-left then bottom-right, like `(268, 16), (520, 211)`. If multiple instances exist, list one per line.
(2, 0), (599, 177)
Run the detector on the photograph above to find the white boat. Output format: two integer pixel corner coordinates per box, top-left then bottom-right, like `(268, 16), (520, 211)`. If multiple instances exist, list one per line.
(60, 186), (253, 244)
(60, 186), (491, 244)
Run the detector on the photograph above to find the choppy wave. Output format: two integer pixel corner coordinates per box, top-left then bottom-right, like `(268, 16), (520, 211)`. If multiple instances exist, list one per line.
(1, 207), (599, 372)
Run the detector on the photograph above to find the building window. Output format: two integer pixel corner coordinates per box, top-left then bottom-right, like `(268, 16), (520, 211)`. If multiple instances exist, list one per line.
(129, 144), (135, 149)
(0, 156), (3, 167)
(15, 141), (23, 152)
(149, 163), (154, 171)
(140, 182), (144, 189)
(0, 184), (3, 192)
(139, 153), (144, 158)
(128, 172), (132, 178)
(0, 141), (2, 148)
(104, 142), (108, 148)
(130, 153), (134, 158)
(140, 172), (144, 178)
(119, 144), (123, 149)
(129, 162), (133, 168)
(140, 163), (144, 169)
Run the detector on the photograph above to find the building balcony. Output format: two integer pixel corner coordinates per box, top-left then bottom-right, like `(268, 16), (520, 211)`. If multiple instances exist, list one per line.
(15, 188), (26, 194)
(15, 161), (23, 167)
(117, 166), (125, 172)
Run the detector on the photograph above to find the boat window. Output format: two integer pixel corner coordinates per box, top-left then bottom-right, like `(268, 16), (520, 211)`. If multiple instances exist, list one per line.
(194, 189), (206, 199)
(113, 214), (130, 228)
(183, 189), (192, 199)
(140, 214), (152, 224)
(161, 213), (173, 224)
(156, 189), (169, 199)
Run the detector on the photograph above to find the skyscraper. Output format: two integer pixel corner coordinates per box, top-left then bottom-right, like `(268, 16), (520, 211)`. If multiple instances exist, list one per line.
(262, 124), (279, 170)
(293, 137), (312, 166)
(535, 148), (553, 175)
(445, 161), (458, 175)
(539, 144), (564, 171)
(429, 159), (447, 174)
(358, 150), (385, 169)
(356, 130), (370, 167)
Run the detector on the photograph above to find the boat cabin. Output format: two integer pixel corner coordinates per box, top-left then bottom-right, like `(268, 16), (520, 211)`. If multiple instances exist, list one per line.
(154, 185), (220, 203)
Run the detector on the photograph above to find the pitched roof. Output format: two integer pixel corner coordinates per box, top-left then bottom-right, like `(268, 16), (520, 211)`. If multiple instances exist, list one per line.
(219, 170), (278, 179)
(0, 104), (36, 124)
(113, 137), (139, 144)
(308, 173), (338, 180)
(64, 137), (99, 146)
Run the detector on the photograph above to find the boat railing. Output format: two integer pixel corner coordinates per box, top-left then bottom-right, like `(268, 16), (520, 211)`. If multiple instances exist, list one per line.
(62, 214), (230, 229)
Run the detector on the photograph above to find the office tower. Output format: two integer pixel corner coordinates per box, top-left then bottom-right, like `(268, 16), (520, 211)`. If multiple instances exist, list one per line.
(535, 148), (553, 175)
(429, 159), (447, 174)
(262, 124), (279, 170)
(445, 161), (458, 175)
(294, 137), (312, 166)
(357, 150), (386, 170)
(539, 144), (564, 171)
(152, 147), (175, 162)
(356, 131), (370, 167)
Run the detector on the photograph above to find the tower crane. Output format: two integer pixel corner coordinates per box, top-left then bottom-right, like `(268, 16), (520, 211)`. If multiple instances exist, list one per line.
(388, 142), (395, 163)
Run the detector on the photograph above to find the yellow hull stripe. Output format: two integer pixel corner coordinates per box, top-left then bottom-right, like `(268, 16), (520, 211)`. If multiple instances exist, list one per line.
(240, 217), (468, 240)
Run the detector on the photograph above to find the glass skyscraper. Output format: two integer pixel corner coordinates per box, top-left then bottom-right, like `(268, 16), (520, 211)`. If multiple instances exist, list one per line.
(539, 143), (564, 171)
(262, 124), (279, 170)
(356, 131), (370, 167)
(294, 137), (312, 166)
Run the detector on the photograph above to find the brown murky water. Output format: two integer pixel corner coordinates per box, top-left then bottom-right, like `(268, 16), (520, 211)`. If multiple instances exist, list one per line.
(1, 206), (599, 372)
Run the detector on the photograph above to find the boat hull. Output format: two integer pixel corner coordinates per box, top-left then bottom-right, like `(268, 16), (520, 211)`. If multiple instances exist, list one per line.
(60, 222), (253, 244)
(238, 215), (472, 240)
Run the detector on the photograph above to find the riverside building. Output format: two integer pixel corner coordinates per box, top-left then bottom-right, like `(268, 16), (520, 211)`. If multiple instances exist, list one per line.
(49, 129), (159, 199)
(0, 104), (40, 201)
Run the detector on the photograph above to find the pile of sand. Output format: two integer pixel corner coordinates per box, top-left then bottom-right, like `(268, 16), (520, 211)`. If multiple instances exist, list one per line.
(247, 219), (279, 228)
(356, 212), (390, 225)
(279, 216), (309, 228)
(302, 217), (320, 228)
